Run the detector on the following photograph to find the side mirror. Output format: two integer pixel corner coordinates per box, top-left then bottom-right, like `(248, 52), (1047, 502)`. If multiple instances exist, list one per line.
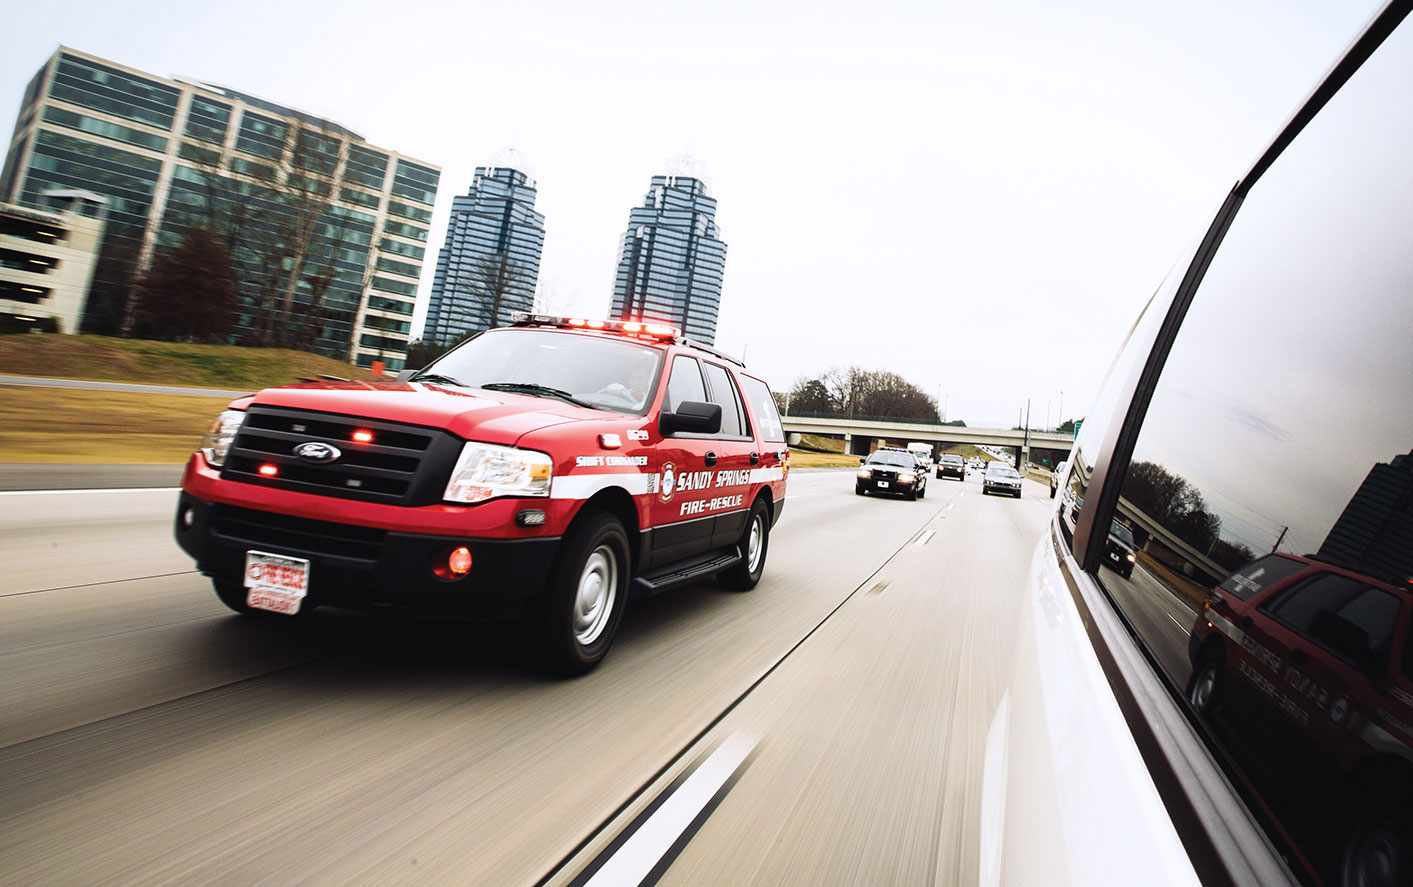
(395, 369), (419, 382)
(659, 400), (722, 435)
(860, 458), (868, 465)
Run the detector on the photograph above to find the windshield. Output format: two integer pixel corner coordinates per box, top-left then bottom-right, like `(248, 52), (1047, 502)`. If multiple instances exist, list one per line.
(866, 452), (915, 468)
(420, 329), (664, 414)
(941, 456), (964, 464)
(987, 466), (1019, 478)
(1109, 520), (1135, 548)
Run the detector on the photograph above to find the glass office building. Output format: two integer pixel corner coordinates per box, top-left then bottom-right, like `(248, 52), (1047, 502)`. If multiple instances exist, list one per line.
(609, 174), (727, 345)
(423, 165), (544, 345)
(0, 46), (440, 372)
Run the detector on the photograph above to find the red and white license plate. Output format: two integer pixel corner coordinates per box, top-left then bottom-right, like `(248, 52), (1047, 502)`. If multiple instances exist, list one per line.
(243, 550), (310, 615)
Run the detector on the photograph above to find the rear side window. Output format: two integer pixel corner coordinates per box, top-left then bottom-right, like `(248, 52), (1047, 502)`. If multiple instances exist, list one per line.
(701, 361), (747, 438)
(739, 374), (786, 443)
(1217, 554), (1307, 602)
(1096, 18), (1413, 885)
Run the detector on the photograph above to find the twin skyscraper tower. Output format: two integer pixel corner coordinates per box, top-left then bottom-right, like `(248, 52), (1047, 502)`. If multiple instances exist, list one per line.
(424, 161), (728, 347)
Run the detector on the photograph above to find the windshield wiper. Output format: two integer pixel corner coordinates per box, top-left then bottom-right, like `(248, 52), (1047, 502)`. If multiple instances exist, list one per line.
(411, 372), (467, 386)
(480, 382), (591, 408)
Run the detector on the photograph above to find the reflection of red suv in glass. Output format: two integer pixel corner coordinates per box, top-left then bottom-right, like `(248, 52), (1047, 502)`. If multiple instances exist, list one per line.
(1186, 553), (1412, 877)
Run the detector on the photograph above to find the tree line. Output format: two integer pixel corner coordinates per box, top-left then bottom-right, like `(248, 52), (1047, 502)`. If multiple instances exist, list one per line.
(782, 367), (950, 424)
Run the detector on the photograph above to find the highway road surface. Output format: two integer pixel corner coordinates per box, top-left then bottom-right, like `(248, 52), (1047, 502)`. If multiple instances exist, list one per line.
(1, 465), (1053, 886)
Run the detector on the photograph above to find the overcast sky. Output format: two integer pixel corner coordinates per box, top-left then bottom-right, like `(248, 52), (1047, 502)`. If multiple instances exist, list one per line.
(3, 0), (1384, 425)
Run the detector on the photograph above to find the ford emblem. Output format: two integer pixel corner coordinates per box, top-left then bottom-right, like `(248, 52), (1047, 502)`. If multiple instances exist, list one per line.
(293, 441), (341, 463)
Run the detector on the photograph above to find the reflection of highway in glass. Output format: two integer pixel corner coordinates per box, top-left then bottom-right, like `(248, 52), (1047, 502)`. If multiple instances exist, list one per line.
(1099, 560), (1199, 687)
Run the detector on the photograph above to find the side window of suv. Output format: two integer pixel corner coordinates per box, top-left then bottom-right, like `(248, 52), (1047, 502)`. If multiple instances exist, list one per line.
(700, 361), (747, 438)
(664, 355), (707, 413)
(1095, 18), (1413, 886)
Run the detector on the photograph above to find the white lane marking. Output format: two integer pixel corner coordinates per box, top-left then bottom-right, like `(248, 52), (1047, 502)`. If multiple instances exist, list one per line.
(913, 530), (935, 546)
(584, 732), (757, 887)
(1166, 611), (1188, 632)
(0, 487), (180, 496)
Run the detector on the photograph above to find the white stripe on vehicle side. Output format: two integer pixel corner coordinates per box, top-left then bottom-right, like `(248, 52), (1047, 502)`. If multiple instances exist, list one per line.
(551, 473), (653, 499)
(749, 466), (784, 483)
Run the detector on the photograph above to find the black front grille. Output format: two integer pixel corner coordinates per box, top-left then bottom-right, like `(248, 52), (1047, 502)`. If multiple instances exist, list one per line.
(211, 503), (386, 561)
(871, 469), (898, 481)
(222, 405), (463, 505)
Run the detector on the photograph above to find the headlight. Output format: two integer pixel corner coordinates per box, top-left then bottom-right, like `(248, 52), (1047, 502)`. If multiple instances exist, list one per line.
(857, 467), (871, 478)
(199, 409), (246, 467)
(898, 473), (914, 483)
(1127, 553), (1136, 562)
(444, 442), (552, 504)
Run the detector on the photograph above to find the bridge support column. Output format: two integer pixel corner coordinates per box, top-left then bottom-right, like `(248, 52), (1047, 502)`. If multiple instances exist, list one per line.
(848, 434), (872, 457)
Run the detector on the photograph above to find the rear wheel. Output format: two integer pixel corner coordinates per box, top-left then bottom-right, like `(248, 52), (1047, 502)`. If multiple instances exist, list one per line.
(720, 497), (771, 591)
(1342, 816), (1407, 887)
(1186, 654), (1224, 715)
(534, 509), (629, 676)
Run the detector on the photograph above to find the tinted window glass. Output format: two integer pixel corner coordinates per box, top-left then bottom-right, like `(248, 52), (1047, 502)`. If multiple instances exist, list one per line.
(739, 375), (786, 443)
(1103, 19), (1413, 885)
(701, 362), (745, 437)
(664, 356), (707, 413)
(1217, 554), (1307, 602)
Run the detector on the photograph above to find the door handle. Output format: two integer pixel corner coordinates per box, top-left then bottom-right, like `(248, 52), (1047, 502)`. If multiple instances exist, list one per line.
(750, 452), (760, 465)
(705, 452), (718, 467)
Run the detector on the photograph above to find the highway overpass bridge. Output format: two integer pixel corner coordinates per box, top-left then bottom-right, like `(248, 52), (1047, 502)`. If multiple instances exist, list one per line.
(780, 414), (1075, 464)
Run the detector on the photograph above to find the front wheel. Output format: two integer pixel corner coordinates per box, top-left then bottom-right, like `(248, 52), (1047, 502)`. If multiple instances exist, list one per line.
(719, 498), (771, 591)
(534, 509), (629, 676)
(917, 478), (927, 499)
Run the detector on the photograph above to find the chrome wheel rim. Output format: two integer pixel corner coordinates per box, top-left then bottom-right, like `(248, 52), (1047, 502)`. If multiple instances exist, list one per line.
(1191, 666), (1216, 710)
(746, 515), (764, 573)
(574, 545), (617, 646)
(1344, 825), (1398, 887)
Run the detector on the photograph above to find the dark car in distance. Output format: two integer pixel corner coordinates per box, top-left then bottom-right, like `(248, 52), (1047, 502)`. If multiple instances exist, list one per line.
(856, 450), (927, 500)
(1103, 519), (1136, 578)
(936, 454), (966, 481)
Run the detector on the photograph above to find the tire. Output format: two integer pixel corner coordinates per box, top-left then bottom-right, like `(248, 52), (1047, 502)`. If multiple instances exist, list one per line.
(1014, 489), (1022, 499)
(856, 484), (866, 495)
(533, 509), (630, 676)
(917, 478), (926, 499)
(907, 483), (918, 501)
(936, 470), (943, 480)
(719, 497), (771, 591)
(1342, 816), (1408, 887)
(213, 579), (316, 618)
(1186, 654), (1223, 715)
(1050, 485), (1057, 499)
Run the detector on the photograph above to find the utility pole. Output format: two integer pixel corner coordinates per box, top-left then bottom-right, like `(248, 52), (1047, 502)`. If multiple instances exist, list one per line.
(1271, 526), (1288, 553)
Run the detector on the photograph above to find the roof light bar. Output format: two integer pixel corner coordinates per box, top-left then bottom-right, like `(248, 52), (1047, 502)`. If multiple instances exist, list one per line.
(510, 312), (681, 342)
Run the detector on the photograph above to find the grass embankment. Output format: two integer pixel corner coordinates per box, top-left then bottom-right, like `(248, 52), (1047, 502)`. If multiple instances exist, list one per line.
(789, 433), (860, 468)
(0, 387), (231, 463)
(0, 334), (376, 390)
(0, 334), (376, 464)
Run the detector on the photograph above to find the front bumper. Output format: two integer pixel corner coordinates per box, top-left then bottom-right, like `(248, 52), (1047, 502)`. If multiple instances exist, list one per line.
(938, 467), (965, 480)
(175, 491), (560, 620)
(857, 475), (916, 495)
